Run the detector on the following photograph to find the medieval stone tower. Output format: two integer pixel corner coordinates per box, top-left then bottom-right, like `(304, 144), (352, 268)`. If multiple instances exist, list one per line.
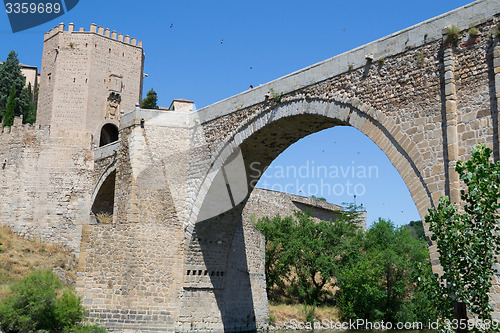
(37, 23), (144, 147)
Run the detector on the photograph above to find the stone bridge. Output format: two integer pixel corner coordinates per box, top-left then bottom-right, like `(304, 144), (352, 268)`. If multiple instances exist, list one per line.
(73, 1), (500, 330)
(0, 0), (499, 332)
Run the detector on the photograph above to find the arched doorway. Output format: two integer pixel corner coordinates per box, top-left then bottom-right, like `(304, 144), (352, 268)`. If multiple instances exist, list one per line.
(99, 123), (119, 147)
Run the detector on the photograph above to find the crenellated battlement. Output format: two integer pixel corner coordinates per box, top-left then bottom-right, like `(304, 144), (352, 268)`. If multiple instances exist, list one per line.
(44, 22), (143, 48)
(0, 121), (51, 138)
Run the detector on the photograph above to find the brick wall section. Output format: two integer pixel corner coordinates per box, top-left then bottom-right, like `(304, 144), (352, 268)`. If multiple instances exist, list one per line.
(76, 222), (184, 331)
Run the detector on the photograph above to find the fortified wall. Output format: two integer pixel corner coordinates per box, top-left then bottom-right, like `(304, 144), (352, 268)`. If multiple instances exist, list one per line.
(244, 188), (367, 229)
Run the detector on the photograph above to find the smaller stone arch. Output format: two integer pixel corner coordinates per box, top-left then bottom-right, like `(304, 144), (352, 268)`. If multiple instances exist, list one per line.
(91, 165), (116, 220)
(99, 123), (119, 147)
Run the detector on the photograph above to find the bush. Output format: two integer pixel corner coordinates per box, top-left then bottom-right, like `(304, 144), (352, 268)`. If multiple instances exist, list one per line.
(0, 270), (103, 332)
(335, 219), (432, 323)
(302, 303), (316, 323)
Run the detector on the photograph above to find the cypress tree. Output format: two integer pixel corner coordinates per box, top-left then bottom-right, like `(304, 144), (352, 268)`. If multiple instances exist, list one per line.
(3, 85), (16, 127)
(141, 88), (159, 109)
(0, 51), (32, 120)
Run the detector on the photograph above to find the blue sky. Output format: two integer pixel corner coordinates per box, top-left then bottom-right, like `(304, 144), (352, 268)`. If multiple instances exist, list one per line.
(0, 0), (473, 227)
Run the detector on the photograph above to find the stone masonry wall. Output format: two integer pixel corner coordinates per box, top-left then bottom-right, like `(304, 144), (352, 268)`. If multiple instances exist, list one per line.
(0, 123), (94, 254)
(2, 2), (499, 331)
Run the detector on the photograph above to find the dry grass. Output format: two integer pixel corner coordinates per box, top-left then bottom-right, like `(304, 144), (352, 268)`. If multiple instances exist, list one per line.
(269, 303), (339, 325)
(0, 225), (78, 299)
(95, 212), (113, 223)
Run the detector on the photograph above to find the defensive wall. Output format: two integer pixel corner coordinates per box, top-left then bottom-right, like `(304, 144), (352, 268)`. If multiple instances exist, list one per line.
(244, 188), (367, 229)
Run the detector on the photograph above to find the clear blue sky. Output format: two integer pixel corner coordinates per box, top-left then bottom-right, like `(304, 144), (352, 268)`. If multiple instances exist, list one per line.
(0, 0), (473, 227)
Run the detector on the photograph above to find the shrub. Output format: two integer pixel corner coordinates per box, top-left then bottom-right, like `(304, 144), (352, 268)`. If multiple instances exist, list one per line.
(444, 25), (460, 46)
(302, 303), (316, 323)
(0, 270), (61, 332)
(0, 270), (103, 332)
(269, 88), (283, 104)
(268, 313), (276, 325)
(468, 27), (479, 37)
(55, 289), (86, 331)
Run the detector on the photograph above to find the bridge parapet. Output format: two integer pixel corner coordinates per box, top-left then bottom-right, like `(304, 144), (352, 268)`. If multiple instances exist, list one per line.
(120, 107), (195, 130)
(94, 141), (120, 160)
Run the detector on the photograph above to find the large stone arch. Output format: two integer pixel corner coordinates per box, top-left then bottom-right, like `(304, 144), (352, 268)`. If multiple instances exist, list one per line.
(192, 95), (434, 229)
(181, 95), (441, 331)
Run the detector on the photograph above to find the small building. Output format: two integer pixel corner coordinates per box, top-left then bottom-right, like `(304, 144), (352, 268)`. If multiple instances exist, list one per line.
(0, 61), (39, 96)
(169, 98), (194, 112)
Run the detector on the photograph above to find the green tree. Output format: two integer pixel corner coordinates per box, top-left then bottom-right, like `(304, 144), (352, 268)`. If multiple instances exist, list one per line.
(336, 218), (431, 323)
(310, 195), (327, 202)
(255, 206), (363, 304)
(3, 85), (16, 127)
(21, 83), (36, 124)
(405, 220), (427, 242)
(141, 88), (159, 109)
(254, 214), (295, 297)
(290, 210), (362, 304)
(420, 143), (500, 332)
(0, 51), (32, 121)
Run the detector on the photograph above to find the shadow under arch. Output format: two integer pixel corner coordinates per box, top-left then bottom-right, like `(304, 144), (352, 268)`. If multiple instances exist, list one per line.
(186, 97), (435, 332)
(91, 164), (116, 217)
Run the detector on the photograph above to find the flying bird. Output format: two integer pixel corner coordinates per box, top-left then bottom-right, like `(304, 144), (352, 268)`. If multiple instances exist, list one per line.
(250, 66), (253, 69)
(220, 39), (223, 44)
(170, 24), (173, 28)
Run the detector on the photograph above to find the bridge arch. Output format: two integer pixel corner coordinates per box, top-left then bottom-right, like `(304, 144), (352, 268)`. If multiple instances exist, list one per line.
(192, 96), (434, 228)
(91, 163), (116, 218)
